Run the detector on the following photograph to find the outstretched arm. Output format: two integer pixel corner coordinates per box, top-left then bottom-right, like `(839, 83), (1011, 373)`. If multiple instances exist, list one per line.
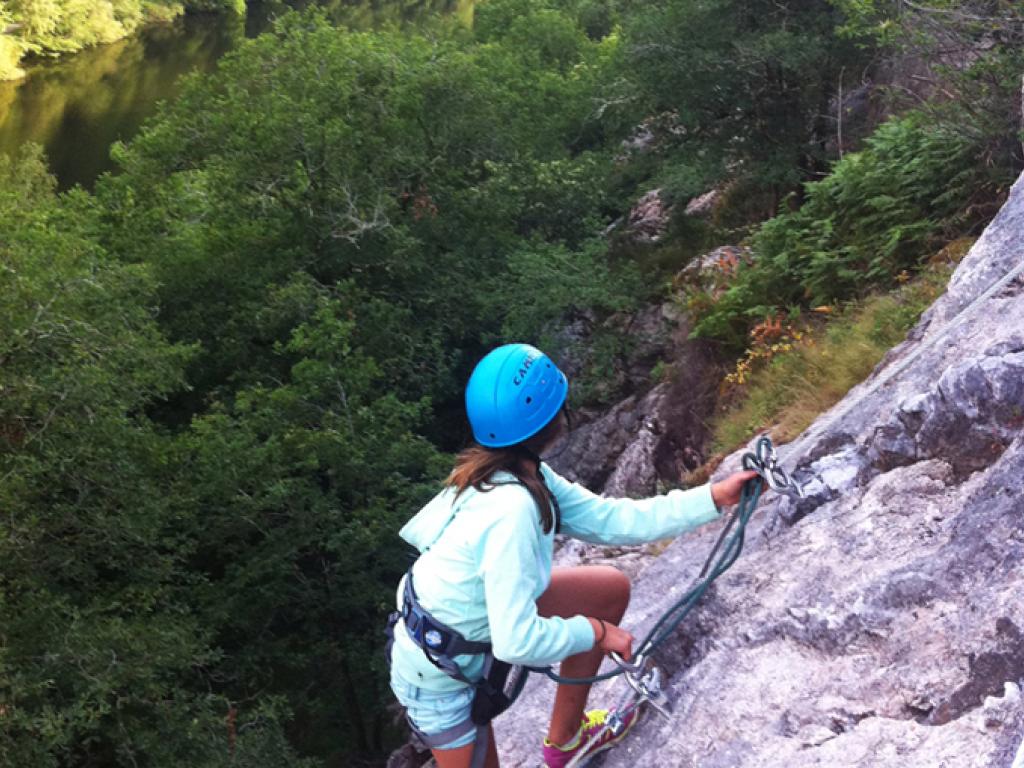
(543, 463), (759, 546)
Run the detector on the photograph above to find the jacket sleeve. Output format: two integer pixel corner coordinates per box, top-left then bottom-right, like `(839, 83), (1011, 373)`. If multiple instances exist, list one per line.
(477, 495), (595, 666)
(542, 463), (721, 545)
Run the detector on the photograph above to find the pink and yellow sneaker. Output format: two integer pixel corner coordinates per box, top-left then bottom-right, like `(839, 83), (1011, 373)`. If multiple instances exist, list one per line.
(541, 707), (641, 768)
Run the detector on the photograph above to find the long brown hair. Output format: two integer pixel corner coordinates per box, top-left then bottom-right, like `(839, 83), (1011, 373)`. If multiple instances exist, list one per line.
(446, 412), (565, 534)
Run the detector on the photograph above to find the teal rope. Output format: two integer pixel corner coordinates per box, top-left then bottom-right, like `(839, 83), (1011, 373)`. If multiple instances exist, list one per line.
(536, 473), (764, 686)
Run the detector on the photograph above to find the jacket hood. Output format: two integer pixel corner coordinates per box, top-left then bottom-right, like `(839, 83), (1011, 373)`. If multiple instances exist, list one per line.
(399, 472), (522, 553)
(398, 485), (460, 553)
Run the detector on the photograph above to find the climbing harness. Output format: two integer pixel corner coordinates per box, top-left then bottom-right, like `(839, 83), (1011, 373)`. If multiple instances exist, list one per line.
(385, 570), (529, 768)
(400, 572), (492, 682)
(384, 454), (558, 768)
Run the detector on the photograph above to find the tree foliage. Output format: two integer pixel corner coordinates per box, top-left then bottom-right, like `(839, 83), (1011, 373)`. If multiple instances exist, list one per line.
(0, 142), (444, 768)
(684, 0), (1023, 349)
(3, 5), (642, 766)
(4, 0), (1021, 765)
(831, 0), (1024, 174)
(0, 146), (209, 767)
(619, 0), (872, 210)
(96, 7), (635, 423)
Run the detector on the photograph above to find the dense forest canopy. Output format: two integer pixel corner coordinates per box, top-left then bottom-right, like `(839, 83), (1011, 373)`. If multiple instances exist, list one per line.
(1, 0), (1021, 766)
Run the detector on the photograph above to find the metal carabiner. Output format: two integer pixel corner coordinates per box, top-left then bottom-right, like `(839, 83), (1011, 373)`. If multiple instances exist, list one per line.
(743, 436), (805, 499)
(754, 435), (775, 465)
(639, 666), (673, 720)
(609, 651), (645, 676)
(610, 653), (674, 722)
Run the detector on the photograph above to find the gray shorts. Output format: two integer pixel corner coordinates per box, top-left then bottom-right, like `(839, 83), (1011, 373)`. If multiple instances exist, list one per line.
(389, 669), (476, 750)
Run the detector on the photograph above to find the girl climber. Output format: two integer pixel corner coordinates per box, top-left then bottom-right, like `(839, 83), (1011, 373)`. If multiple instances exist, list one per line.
(386, 343), (758, 768)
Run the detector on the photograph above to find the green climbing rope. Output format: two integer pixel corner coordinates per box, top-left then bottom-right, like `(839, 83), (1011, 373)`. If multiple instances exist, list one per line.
(534, 440), (769, 686)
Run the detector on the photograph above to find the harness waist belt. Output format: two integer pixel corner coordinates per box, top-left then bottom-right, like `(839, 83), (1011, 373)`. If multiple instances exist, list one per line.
(402, 573), (492, 659)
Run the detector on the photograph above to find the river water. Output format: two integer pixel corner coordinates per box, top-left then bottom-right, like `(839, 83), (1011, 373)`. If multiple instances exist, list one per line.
(0, 0), (471, 190)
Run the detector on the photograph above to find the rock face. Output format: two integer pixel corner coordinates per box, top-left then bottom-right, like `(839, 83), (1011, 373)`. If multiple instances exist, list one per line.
(677, 244), (753, 294)
(547, 301), (718, 499)
(625, 189), (668, 244)
(683, 189), (722, 219)
(495, 175), (1024, 765)
(542, 300), (720, 576)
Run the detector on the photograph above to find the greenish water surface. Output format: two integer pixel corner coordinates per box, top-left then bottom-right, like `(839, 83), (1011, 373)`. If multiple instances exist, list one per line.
(0, 0), (471, 190)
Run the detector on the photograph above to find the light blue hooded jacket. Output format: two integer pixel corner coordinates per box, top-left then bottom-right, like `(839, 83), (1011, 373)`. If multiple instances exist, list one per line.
(390, 463), (720, 691)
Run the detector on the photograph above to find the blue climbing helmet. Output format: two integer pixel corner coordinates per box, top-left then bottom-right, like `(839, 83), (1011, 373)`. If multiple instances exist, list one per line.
(465, 343), (568, 448)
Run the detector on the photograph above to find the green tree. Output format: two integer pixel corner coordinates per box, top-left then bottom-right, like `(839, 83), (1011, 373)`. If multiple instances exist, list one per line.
(175, 278), (447, 757)
(0, 6), (26, 79)
(832, 0), (1024, 175)
(96, 9), (635, 427)
(0, 144), (445, 765)
(621, 0), (872, 212)
(0, 146), (226, 767)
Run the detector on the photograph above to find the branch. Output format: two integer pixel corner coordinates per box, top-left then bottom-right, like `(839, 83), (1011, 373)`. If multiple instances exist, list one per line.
(837, 66), (845, 159)
(329, 186), (392, 245)
(335, 379), (355, 434)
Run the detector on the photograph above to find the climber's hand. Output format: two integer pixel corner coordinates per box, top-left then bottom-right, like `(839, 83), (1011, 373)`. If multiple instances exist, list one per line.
(590, 619), (635, 661)
(711, 470), (763, 509)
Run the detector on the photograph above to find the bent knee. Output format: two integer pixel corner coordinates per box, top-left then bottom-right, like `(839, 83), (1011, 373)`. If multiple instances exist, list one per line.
(598, 565), (631, 616)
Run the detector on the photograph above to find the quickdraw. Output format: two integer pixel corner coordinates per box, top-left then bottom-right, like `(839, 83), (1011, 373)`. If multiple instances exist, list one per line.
(744, 434), (805, 498)
(697, 435), (802, 580)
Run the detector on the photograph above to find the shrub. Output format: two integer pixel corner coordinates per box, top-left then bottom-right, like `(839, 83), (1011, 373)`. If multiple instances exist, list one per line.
(710, 262), (956, 452)
(691, 115), (990, 349)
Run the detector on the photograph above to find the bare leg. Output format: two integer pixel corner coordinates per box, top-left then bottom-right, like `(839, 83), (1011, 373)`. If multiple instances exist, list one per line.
(431, 725), (500, 768)
(536, 565), (631, 746)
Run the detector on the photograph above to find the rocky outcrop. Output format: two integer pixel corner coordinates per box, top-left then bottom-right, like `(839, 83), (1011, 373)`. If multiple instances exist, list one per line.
(676, 244), (753, 294)
(542, 242), (761, 501)
(541, 243), (750, 572)
(496, 173), (1024, 766)
(547, 294), (694, 401)
(684, 189), (721, 219)
(547, 303), (718, 499)
(624, 189), (668, 244)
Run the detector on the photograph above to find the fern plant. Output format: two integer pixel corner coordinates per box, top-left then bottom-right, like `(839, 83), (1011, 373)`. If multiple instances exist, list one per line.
(691, 114), (988, 349)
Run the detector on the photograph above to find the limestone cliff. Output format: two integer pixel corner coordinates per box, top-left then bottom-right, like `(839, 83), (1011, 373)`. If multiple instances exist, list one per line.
(495, 171), (1024, 767)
